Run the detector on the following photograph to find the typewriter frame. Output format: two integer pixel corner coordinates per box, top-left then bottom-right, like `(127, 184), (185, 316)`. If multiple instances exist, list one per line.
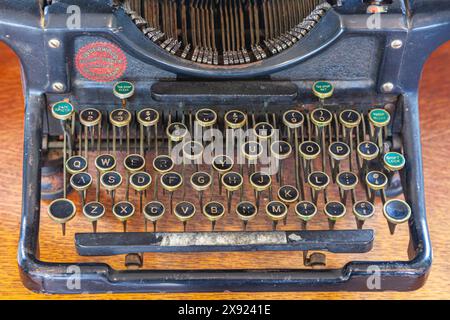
(1, 0), (448, 293)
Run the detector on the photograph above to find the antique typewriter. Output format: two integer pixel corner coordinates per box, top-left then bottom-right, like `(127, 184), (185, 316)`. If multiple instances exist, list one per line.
(1, 0), (448, 294)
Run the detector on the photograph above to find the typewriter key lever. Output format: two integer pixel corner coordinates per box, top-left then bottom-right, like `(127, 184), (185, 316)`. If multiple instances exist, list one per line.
(100, 171), (123, 205)
(137, 108), (159, 156)
(369, 108), (391, 149)
(312, 81), (334, 104)
(222, 172), (244, 213)
(353, 201), (375, 229)
(47, 198), (76, 235)
(278, 185), (299, 225)
(191, 172), (212, 208)
(161, 172), (183, 213)
(113, 81), (135, 108)
(324, 201), (346, 230)
(112, 201), (135, 232)
(295, 201), (318, 230)
(236, 201), (258, 231)
(174, 201), (196, 231)
(66, 155), (88, 175)
(203, 201), (225, 231)
(383, 199), (412, 235)
(129, 171), (152, 212)
(266, 201), (288, 231)
(70, 172), (93, 207)
(83, 202), (106, 233)
(95, 154), (116, 202)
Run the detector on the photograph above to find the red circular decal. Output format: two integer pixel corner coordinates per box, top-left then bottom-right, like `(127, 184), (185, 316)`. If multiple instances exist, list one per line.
(75, 42), (127, 82)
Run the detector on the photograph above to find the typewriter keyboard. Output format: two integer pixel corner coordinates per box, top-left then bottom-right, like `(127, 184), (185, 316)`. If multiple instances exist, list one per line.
(42, 80), (412, 269)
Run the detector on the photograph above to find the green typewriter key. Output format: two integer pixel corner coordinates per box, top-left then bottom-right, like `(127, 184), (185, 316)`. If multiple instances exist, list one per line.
(368, 108), (391, 148)
(51, 101), (74, 198)
(365, 170), (388, 204)
(328, 141), (350, 182)
(143, 201), (165, 232)
(283, 110), (304, 190)
(109, 108), (132, 155)
(336, 171), (359, 206)
(191, 172), (212, 209)
(137, 108), (160, 156)
(310, 108), (332, 171)
(47, 198), (77, 235)
(250, 171), (272, 211)
(241, 141), (263, 176)
(357, 141), (379, 174)
(300, 141), (321, 180)
(383, 151), (406, 172)
(295, 201), (318, 230)
(266, 201), (288, 231)
(70, 172), (93, 207)
(124, 154), (146, 200)
(221, 172), (244, 214)
(271, 141), (293, 187)
(312, 81), (334, 103)
(236, 201), (257, 230)
(152, 155), (175, 200)
(79, 108), (102, 157)
(161, 172), (183, 213)
(94, 154), (116, 201)
(212, 155), (234, 196)
(324, 201), (346, 230)
(130, 171), (152, 213)
(112, 201), (135, 232)
(278, 185), (300, 225)
(166, 122), (188, 154)
(113, 81), (135, 108)
(339, 110), (361, 171)
(173, 201), (196, 231)
(307, 171), (330, 205)
(100, 171), (122, 205)
(83, 201), (105, 233)
(353, 200), (375, 229)
(224, 110), (247, 129)
(203, 201), (225, 231)
(66, 155), (88, 175)
(383, 199), (411, 235)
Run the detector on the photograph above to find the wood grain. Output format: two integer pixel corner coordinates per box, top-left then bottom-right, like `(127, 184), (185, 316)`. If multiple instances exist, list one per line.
(0, 41), (449, 300)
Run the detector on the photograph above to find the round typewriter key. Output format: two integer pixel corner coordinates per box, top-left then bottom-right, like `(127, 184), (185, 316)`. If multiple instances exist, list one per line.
(250, 171), (272, 210)
(203, 201), (225, 230)
(124, 154), (146, 173)
(300, 141), (321, 160)
(109, 108), (132, 127)
(308, 171), (330, 205)
(130, 171), (152, 192)
(182, 141), (204, 161)
(51, 101), (74, 121)
(212, 155), (234, 194)
(312, 81), (334, 100)
(271, 141), (292, 160)
(95, 154), (116, 173)
(70, 172), (92, 206)
(225, 110), (247, 129)
(100, 171), (122, 205)
(266, 201), (288, 230)
(295, 201), (318, 229)
(383, 152), (406, 172)
(310, 108), (333, 127)
(328, 142), (350, 161)
(153, 155), (175, 173)
(365, 170), (388, 204)
(222, 172), (243, 213)
(113, 81), (135, 100)
(357, 141), (379, 161)
(174, 201), (196, 231)
(191, 171), (212, 208)
(253, 122), (275, 140)
(83, 201), (105, 232)
(161, 172), (183, 212)
(337, 171), (358, 191)
(166, 122), (188, 142)
(353, 201), (375, 229)
(369, 109), (391, 128)
(143, 201), (165, 231)
(66, 155), (88, 174)
(112, 201), (135, 232)
(195, 108), (217, 127)
(383, 199), (411, 234)
(283, 110), (304, 129)
(339, 109), (361, 129)
(242, 141), (263, 161)
(79, 108), (102, 127)
(137, 108), (159, 127)
(278, 185), (299, 204)
(236, 201), (257, 230)
(324, 201), (346, 229)
(47, 198), (76, 235)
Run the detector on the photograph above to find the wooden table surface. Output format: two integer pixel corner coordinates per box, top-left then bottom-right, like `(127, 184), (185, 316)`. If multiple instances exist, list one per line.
(0, 41), (449, 300)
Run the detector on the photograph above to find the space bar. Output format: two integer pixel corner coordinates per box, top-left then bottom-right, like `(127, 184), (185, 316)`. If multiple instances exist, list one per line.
(75, 230), (374, 256)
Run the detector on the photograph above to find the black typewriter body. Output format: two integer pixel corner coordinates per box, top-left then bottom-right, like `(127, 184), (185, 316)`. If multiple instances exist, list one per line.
(0, 0), (448, 294)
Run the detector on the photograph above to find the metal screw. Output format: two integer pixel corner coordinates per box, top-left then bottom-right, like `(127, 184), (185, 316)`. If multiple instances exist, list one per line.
(382, 82), (394, 92)
(48, 39), (61, 48)
(52, 82), (65, 92)
(391, 39), (403, 49)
